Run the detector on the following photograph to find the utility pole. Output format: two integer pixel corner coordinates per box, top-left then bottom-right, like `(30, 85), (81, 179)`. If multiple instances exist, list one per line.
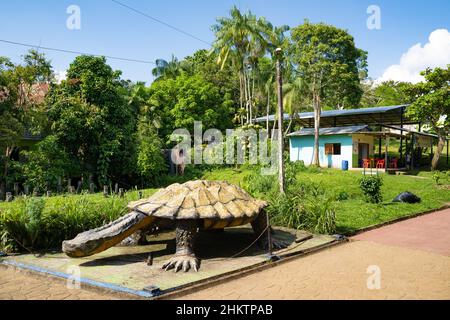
(275, 48), (285, 194)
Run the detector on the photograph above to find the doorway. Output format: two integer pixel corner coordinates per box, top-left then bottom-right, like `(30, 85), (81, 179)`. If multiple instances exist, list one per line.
(358, 143), (369, 167)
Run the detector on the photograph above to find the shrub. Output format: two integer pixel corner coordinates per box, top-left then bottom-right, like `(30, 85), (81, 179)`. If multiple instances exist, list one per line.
(266, 192), (336, 234)
(0, 190), (153, 252)
(359, 175), (383, 203)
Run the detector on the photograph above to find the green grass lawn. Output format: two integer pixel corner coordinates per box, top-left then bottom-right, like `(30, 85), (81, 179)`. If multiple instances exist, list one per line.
(201, 166), (450, 234)
(1, 166), (449, 252)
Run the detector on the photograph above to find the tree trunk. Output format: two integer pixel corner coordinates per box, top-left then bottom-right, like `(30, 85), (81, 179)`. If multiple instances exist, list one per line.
(266, 89), (270, 133)
(431, 134), (446, 170)
(312, 95), (321, 167)
(284, 119), (293, 136)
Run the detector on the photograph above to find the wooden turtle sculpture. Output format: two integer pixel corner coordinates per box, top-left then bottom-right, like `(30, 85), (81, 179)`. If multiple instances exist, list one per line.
(62, 180), (286, 272)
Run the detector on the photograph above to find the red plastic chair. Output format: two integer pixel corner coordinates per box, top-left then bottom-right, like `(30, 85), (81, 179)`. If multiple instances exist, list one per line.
(376, 159), (385, 168)
(390, 158), (398, 169)
(363, 159), (370, 168)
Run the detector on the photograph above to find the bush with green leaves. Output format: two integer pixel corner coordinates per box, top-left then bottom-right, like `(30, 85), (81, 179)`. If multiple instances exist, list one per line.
(359, 175), (383, 203)
(0, 191), (153, 252)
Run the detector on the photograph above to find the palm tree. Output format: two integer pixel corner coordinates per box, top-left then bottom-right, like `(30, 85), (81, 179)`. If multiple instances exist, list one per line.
(151, 55), (183, 81)
(211, 6), (268, 125)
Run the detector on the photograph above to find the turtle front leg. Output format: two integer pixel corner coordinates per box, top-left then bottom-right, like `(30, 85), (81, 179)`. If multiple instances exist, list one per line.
(162, 220), (200, 272)
(251, 211), (288, 250)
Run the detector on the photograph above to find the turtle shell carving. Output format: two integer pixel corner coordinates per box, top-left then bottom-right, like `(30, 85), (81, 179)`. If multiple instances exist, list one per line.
(127, 180), (267, 220)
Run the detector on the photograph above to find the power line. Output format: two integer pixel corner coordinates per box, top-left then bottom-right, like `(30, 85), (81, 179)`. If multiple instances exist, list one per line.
(111, 0), (212, 46)
(0, 39), (156, 65)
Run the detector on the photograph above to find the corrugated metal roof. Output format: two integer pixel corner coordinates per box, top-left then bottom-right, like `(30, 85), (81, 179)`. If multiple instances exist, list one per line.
(254, 105), (408, 123)
(287, 125), (369, 137)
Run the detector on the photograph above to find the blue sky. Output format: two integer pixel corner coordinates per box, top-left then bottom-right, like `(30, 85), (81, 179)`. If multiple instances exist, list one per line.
(1, 0), (449, 84)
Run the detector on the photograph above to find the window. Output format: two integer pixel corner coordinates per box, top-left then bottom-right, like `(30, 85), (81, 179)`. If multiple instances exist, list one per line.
(325, 143), (341, 155)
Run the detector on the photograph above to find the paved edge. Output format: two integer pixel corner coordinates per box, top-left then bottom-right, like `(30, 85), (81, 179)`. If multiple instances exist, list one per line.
(0, 238), (345, 300)
(156, 238), (346, 300)
(0, 262), (146, 300)
(344, 204), (450, 237)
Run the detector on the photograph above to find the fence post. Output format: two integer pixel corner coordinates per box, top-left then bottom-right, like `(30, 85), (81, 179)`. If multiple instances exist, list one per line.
(76, 180), (83, 194)
(57, 177), (62, 194)
(114, 183), (119, 195)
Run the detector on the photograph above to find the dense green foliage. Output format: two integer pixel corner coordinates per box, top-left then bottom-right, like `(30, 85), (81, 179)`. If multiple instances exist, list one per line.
(406, 65), (450, 170)
(359, 175), (384, 204)
(0, 190), (156, 252)
(147, 74), (235, 144)
(2, 166), (449, 252)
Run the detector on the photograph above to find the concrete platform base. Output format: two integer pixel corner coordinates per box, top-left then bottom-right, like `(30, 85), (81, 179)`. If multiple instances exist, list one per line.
(0, 226), (337, 299)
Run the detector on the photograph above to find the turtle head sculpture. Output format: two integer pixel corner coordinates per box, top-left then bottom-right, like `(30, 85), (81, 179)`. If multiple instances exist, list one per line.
(62, 180), (286, 272)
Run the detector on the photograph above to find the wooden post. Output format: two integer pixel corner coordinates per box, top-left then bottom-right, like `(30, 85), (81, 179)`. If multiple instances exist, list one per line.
(67, 178), (72, 193)
(378, 127), (382, 159)
(275, 47), (285, 194)
(0, 183), (4, 201)
(399, 109), (404, 161)
(13, 183), (19, 196)
(411, 134), (415, 169)
(57, 177), (62, 194)
(114, 183), (119, 195)
(76, 180), (82, 194)
(138, 191), (143, 199)
(266, 211), (273, 258)
(385, 134), (389, 170)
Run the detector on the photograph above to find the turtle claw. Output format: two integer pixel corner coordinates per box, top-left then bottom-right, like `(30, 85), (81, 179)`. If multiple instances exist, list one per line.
(162, 254), (200, 273)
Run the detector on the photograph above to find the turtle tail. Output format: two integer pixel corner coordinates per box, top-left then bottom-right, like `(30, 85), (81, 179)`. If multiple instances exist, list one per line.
(62, 211), (154, 258)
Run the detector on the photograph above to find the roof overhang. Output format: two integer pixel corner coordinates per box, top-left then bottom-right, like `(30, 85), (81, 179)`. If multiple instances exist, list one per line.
(255, 105), (414, 127)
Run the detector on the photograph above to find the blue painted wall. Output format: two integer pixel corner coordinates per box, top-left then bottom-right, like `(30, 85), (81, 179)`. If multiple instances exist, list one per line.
(289, 135), (353, 168)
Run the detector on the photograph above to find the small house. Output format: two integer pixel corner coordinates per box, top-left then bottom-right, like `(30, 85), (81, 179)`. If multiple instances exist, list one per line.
(288, 125), (375, 169)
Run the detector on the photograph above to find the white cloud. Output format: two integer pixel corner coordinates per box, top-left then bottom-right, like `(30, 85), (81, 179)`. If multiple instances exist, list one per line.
(376, 29), (450, 84)
(54, 70), (67, 84)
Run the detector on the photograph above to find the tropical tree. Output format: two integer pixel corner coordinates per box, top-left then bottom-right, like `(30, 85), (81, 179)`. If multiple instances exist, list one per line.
(211, 6), (270, 125)
(0, 51), (52, 198)
(360, 80), (411, 107)
(151, 55), (185, 81)
(406, 65), (450, 170)
(47, 56), (138, 186)
(290, 21), (368, 166)
(147, 74), (234, 144)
